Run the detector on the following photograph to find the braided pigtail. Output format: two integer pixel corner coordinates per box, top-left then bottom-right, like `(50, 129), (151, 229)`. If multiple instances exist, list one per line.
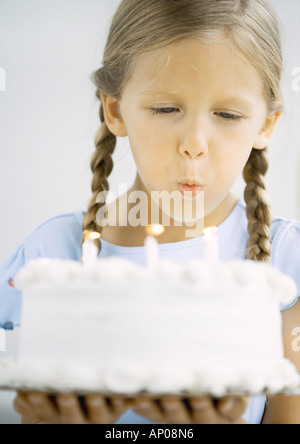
(82, 102), (117, 254)
(243, 147), (272, 263)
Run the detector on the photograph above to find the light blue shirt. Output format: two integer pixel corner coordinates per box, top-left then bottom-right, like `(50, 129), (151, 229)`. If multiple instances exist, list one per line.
(0, 200), (299, 424)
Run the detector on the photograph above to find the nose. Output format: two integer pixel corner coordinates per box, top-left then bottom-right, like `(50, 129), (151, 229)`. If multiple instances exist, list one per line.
(179, 117), (208, 159)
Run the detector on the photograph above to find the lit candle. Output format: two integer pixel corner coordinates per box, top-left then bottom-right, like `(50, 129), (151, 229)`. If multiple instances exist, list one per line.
(145, 224), (165, 270)
(203, 227), (219, 264)
(82, 230), (101, 265)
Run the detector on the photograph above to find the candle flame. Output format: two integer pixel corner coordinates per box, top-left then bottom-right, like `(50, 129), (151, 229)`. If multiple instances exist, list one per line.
(145, 224), (165, 237)
(84, 230), (101, 242)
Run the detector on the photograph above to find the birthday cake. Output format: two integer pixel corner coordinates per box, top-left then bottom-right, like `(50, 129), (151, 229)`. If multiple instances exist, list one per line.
(0, 255), (299, 396)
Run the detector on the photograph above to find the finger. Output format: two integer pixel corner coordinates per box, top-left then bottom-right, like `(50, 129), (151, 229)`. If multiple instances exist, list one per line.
(85, 395), (113, 424)
(133, 397), (167, 423)
(161, 398), (192, 424)
(189, 397), (220, 424)
(110, 396), (130, 419)
(56, 394), (87, 424)
(216, 396), (247, 422)
(14, 392), (34, 416)
(27, 393), (58, 423)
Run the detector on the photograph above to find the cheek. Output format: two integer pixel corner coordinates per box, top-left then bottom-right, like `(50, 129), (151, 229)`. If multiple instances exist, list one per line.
(212, 131), (254, 181)
(128, 122), (174, 170)
(128, 135), (168, 191)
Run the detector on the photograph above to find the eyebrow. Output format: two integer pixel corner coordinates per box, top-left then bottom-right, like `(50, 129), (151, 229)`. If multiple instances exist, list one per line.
(140, 90), (180, 99)
(140, 90), (256, 108)
(220, 95), (256, 109)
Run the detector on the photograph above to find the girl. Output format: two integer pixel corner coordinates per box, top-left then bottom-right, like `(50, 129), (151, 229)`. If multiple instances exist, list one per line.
(2, 0), (300, 424)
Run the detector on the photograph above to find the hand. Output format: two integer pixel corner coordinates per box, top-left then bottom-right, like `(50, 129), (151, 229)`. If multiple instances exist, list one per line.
(132, 396), (248, 424)
(14, 392), (131, 424)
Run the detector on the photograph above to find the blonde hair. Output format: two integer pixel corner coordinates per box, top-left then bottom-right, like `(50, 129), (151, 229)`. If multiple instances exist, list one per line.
(82, 0), (283, 261)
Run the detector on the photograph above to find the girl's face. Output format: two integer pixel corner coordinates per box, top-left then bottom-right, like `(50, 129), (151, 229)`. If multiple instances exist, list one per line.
(104, 38), (278, 219)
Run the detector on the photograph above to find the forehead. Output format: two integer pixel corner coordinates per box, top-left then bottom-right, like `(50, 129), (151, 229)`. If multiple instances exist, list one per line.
(124, 38), (264, 101)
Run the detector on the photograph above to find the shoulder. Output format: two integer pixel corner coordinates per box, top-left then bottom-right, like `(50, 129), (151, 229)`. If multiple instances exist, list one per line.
(238, 198), (300, 282)
(233, 199), (300, 259)
(22, 211), (85, 261)
(237, 200), (300, 306)
(0, 212), (85, 328)
(236, 199), (300, 251)
(270, 216), (300, 297)
(268, 216), (300, 313)
(270, 216), (300, 258)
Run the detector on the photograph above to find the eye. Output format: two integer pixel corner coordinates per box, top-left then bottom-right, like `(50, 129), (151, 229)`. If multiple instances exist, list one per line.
(151, 107), (180, 116)
(216, 112), (242, 122)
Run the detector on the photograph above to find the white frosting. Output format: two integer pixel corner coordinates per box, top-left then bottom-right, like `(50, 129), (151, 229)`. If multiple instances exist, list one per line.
(14, 257), (298, 304)
(0, 256), (299, 395)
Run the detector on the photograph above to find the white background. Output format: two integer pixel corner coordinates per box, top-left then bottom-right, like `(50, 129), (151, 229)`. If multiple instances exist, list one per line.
(0, 0), (299, 424)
